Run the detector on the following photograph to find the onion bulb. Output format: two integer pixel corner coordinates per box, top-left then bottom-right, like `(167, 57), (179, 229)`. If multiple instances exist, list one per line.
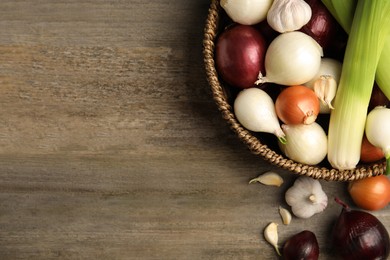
(234, 88), (286, 143)
(332, 198), (390, 260)
(220, 0), (273, 25)
(278, 122), (327, 165)
(256, 31), (323, 86)
(365, 106), (390, 175)
(348, 175), (390, 211)
(369, 84), (390, 111)
(282, 230), (319, 260)
(275, 85), (320, 125)
(300, 0), (348, 58)
(360, 134), (384, 163)
(216, 25), (267, 89)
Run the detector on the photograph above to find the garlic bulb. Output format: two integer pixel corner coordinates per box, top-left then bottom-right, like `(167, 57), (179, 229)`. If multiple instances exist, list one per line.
(267, 0), (312, 33)
(285, 176), (328, 218)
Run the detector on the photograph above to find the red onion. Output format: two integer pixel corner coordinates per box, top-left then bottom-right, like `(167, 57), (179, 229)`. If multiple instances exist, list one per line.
(368, 84), (390, 111)
(283, 230), (319, 260)
(301, 0), (347, 59)
(332, 198), (390, 260)
(215, 24), (267, 89)
(255, 20), (279, 44)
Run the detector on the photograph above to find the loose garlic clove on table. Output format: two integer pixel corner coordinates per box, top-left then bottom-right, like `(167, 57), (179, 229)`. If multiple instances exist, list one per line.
(249, 172), (284, 187)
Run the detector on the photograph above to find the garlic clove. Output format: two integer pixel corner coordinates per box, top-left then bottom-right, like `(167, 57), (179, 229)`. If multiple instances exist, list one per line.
(249, 172), (284, 187)
(279, 206), (292, 225)
(313, 75), (337, 109)
(264, 222), (281, 256)
(267, 0), (312, 33)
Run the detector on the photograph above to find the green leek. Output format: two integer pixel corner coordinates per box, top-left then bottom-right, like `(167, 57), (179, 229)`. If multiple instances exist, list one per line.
(322, 0), (390, 99)
(326, 0), (390, 170)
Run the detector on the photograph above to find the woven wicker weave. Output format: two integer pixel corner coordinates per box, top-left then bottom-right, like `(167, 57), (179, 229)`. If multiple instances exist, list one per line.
(202, 0), (386, 181)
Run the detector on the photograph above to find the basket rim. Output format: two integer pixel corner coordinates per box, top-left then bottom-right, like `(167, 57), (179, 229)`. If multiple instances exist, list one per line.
(202, 0), (386, 181)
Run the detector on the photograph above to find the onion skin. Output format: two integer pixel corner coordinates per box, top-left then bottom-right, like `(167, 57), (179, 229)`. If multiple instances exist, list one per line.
(275, 85), (320, 125)
(215, 25), (266, 89)
(332, 199), (390, 260)
(283, 230), (319, 260)
(360, 135), (385, 163)
(255, 20), (279, 45)
(348, 175), (390, 211)
(369, 84), (390, 111)
(301, 0), (347, 59)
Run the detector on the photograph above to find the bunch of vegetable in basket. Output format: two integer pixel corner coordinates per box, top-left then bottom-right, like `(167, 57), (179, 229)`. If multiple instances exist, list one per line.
(214, 0), (390, 173)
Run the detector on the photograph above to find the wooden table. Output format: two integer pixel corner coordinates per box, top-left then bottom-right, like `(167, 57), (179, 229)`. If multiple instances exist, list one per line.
(0, 1), (389, 259)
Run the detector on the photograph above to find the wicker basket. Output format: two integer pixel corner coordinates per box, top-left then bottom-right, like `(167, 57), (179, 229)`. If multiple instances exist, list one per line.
(202, 0), (386, 181)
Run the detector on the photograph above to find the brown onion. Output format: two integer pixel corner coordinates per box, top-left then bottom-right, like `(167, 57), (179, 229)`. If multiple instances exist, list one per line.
(360, 134), (385, 163)
(332, 198), (390, 260)
(348, 175), (390, 211)
(275, 85), (320, 125)
(215, 24), (267, 89)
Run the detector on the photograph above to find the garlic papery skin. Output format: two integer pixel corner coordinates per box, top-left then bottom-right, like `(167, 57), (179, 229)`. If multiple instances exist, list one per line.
(278, 122), (327, 165)
(304, 58), (342, 113)
(220, 0), (273, 25)
(266, 0), (312, 33)
(234, 88), (286, 143)
(285, 176), (328, 219)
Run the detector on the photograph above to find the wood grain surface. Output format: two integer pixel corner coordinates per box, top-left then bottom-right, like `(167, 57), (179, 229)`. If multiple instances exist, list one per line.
(0, 1), (389, 259)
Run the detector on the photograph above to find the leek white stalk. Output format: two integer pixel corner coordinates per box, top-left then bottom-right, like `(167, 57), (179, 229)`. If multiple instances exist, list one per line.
(327, 0), (390, 170)
(365, 106), (390, 175)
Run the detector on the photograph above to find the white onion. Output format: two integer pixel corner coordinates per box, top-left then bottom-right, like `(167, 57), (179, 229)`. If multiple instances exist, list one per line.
(365, 106), (390, 159)
(234, 88), (286, 143)
(278, 122), (327, 165)
(256, 31), (323, 86)
(220, 0), (273, 25)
